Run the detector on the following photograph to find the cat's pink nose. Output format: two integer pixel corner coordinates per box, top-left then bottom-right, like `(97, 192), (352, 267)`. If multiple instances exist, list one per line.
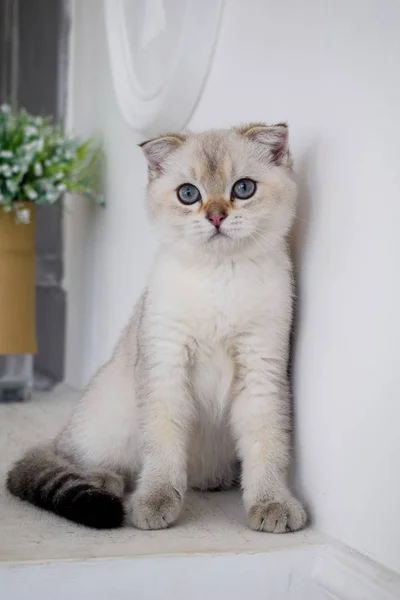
(207, 212), (227, 228)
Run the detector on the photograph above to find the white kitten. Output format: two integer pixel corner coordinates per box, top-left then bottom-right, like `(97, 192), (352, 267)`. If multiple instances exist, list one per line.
(7, 123), (307, 533)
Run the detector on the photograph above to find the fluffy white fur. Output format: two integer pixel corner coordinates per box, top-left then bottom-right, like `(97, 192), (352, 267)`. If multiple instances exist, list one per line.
(11, 124), (307, 533)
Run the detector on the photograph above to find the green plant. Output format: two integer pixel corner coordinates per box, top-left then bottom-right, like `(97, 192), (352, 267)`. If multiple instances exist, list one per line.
(0, 103), (104, 215)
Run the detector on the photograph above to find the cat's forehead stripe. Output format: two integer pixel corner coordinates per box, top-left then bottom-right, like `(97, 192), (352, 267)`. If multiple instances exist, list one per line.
(193, 135), (237, 193)
(202, 146), (219, 176)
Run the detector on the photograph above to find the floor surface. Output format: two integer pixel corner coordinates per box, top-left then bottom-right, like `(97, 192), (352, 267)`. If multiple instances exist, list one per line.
(0, 386), (324, 563)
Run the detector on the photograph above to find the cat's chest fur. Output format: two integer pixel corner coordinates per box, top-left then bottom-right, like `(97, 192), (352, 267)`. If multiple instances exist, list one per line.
(151, 253), (285, 342)
(149, 253), (289, 422)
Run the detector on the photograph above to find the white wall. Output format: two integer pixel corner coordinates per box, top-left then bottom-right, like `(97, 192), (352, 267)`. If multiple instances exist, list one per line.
(188, 0), (400, 573)
(66, 0), (400, 574)
(64, 0), (156, 387)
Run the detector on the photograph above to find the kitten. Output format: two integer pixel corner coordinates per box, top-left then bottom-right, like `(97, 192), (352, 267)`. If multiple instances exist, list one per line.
(7, 123), (307, 532)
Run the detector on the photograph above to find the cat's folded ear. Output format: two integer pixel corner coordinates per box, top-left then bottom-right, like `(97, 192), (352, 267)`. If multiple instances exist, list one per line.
(237, 123), (290, 166)
(139, 134), (186, 176)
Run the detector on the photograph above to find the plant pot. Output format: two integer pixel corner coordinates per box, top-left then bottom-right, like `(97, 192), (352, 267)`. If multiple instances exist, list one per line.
(0, 202), (36, 401)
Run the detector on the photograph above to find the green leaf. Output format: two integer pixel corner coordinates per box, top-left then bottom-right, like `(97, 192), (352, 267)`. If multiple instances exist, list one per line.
(0, 104), (104, 206)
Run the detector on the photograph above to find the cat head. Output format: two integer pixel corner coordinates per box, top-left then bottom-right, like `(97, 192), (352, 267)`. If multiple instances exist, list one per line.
(140, 123), (296, 258)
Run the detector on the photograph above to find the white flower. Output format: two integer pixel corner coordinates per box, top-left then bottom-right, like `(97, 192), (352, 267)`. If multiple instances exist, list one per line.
(45, 192), (58, 204)
(44, 159), (51, 167)
(56, 183), (67, 192)
(54, 172), (63, 181)
(12, 165), (20, 173)
(24, 186), (38, 200)
(0, 150), (13, 159)
(5, 180), (17, 193)
(24, 125), (38, 137)
(23, 138), (43, 155)
(34, 162), (43, 176)
(65, 151), (73, 160)
(0, 164), (12, 177)
(0, 104), (11, 114)
(15, 207), (31, 224)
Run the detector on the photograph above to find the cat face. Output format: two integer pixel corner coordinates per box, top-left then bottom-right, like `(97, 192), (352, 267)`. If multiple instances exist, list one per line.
(140, 124), (296, 256)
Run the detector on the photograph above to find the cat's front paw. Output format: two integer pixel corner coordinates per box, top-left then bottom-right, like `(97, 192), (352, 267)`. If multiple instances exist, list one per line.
(128, 484), (183, 530)
(247, 497), (307, 533)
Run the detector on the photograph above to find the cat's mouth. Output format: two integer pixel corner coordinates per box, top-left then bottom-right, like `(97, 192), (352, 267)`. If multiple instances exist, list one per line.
(208, 230), (229, 242)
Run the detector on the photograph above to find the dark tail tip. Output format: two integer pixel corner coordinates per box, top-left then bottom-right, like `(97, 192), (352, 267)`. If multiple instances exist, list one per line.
(7, 454), (125, 529)
(58, 488), (125, 529)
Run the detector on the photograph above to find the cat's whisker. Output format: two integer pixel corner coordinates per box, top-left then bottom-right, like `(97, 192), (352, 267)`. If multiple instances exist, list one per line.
(248, 232), (267, 255)
(293, 214), (308, 225)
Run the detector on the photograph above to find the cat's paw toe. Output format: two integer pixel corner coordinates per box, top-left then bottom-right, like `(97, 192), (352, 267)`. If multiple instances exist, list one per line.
(247, 498), (307, 533)
(89, 470), (125, 498)
(128, 485), (183, 530)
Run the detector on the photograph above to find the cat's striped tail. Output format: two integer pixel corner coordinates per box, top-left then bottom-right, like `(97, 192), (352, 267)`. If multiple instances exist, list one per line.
(6, 444), (124, 529)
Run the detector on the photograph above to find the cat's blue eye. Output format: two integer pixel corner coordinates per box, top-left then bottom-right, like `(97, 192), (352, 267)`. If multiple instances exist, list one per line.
(177, 183), (201, 205)
(232, 178), (256, 200)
